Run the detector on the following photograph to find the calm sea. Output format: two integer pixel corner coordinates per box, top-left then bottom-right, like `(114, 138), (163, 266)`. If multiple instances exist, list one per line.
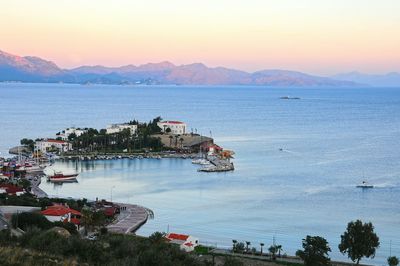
(1, 83), (399, 265)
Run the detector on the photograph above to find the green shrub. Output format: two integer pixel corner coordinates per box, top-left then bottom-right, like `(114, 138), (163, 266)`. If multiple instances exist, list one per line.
(11, 212), (53, 231)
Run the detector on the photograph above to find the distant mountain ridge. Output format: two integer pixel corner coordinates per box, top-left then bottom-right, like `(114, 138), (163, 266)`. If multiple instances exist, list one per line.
(0, 49), (389, 87)
(332, 71), (400, 87)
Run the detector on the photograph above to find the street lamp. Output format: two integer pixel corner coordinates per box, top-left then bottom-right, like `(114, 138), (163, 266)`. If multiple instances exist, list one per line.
(110, 185), (115, 202)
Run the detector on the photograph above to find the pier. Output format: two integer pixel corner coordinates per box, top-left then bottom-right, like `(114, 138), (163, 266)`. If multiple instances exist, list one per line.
(107, 203), (150, 234)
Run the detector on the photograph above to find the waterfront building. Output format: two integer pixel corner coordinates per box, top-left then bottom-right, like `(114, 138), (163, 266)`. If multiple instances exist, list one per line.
(165, 233), (199, 252)
(157, 121), (187, 135)
(106, 123), (137, 135)
(34, 139), (72, 153)
(58, 127), (88, 140)
(41, 205), (81, 226)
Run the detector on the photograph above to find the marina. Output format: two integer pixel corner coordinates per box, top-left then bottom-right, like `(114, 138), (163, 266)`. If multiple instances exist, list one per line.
(1, 84), (400, 265)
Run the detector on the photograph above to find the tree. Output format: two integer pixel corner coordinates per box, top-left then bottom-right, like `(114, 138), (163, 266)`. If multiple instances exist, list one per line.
(232, 239), (237, 253)
(388, 256), (399, 266)
(234, 242), (245, 253)
(80, 207), (101, 235)
(269, 245), (277, 260)
(20, 138), (34, 151)
(338, 220), (380, 265)
(276, 244), (283, 257)
(245, 241), (251, 253)
(68, 133), (77, 141)
(296, 235), (331, 266)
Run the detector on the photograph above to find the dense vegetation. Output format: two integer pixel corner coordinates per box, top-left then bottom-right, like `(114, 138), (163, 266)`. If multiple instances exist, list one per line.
(0, 192), (88, 211)
(0, 229), (207, 266)
(65, 117), (164, 153)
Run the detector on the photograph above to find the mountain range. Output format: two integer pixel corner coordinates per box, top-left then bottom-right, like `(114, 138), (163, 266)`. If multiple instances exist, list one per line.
(0, 49), (398, 87)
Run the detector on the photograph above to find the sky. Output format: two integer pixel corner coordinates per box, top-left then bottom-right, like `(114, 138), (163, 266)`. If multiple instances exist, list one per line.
(0, 0), (399, 75)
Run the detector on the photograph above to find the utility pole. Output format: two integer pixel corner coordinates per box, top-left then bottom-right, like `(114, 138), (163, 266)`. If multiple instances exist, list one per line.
(111, 185), (115, 202)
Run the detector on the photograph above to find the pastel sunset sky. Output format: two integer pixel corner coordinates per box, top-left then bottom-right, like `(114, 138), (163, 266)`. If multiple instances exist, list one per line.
(1, 0), (399, 75)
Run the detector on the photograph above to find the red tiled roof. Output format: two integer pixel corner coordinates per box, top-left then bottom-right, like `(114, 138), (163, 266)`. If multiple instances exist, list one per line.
(167, 233), (189, 241)
(45, 139), (68, 144)
(41, 205), (81, 216)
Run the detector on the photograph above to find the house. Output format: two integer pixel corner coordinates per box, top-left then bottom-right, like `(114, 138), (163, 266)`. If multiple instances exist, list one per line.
(0, 184), (24, 196)
(95, 199), (120, 218)
(157, 121), (187, 135)
(58, 127), (88, 140)
(34, 139), (72, 153)
(41, 205), (81, 226)
(106, 124), (137, 135)
(165, 233), (199, 252)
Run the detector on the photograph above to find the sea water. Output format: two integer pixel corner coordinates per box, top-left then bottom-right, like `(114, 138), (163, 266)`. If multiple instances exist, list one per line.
(0, 83), (399, 265)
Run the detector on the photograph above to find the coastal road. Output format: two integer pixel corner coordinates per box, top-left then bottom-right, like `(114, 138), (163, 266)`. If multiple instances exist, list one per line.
(28, 175), (48, 198)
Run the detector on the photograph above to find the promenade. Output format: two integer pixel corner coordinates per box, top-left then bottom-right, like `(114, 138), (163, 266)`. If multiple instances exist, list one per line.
(107, 203), (149, 234)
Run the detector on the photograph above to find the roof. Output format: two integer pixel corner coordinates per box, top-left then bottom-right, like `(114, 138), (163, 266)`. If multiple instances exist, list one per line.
(166, 233), (190, 241)
(0, 184), (23, 195)
(159, 121), (185, 125)
(41, 205), (81, 216)
(38, 139), (68, 144)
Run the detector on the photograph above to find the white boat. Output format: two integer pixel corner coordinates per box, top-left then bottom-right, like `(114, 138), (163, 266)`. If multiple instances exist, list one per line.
(356, 181), (374, 189)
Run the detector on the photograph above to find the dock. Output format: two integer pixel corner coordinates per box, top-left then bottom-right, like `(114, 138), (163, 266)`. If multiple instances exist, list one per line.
(198, 157), (234, 172)
(107, 203), (150, 234)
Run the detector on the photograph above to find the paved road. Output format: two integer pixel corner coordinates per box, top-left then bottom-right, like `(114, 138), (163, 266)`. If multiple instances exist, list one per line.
(107, 203), (149, 234)
(28, 175), (48, 198)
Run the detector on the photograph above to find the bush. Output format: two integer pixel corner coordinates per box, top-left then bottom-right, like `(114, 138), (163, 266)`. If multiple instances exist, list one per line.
(53, 221), (78, 235)
(223, 256), (244, 266)
(11, 212), (53, 231)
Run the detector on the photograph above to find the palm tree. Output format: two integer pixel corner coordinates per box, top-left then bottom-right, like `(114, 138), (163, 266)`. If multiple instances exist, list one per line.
(169, 135), (173, 147)
(232, 239), (237, 253)
(175, 135), (179, 147)
(179, 137), (184, 149)
(276, 244), (283, 257)
(245, 241), (251, 253)
(80, 207), (94, 236)
(260, 243), (264, 255)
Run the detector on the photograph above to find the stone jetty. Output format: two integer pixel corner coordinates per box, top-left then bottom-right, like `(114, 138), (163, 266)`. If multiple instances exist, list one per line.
(107, 203), (150, 234)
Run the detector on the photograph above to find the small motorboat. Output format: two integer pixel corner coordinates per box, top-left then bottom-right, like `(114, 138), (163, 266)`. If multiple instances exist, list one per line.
(47, 171), (78, 182)
(356, 181), (374, 189)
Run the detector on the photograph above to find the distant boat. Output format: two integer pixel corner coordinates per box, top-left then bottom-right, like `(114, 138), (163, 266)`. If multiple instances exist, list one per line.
(356, 181), (374, 189)
(280, 96), (301, 100)
(47, 171), (78, 182)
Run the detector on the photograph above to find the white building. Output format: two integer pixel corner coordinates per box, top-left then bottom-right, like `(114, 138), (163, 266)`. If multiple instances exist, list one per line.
(165, 233), (199, 252)
(34, 139), (72, 153)
(106, 124), (137, 135)
(41, 205), (81, 226)
(58, 127), (87, 140)
(157, 121), (187, 135)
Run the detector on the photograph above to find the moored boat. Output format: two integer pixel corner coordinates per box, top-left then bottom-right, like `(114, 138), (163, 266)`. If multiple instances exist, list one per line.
(47, 171), (78, 182)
